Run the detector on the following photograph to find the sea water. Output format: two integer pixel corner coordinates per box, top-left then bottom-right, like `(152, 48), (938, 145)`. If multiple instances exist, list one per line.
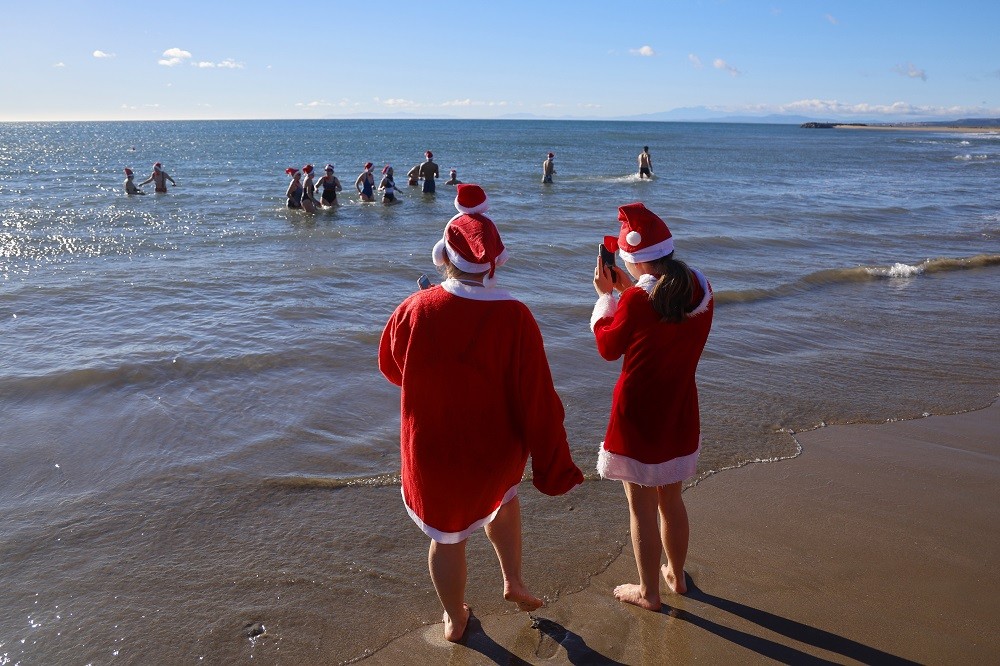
(1, 120), (998, 663)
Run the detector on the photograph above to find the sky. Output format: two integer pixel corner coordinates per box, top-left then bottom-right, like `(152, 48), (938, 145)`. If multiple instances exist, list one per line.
(1, 0), (997, 122)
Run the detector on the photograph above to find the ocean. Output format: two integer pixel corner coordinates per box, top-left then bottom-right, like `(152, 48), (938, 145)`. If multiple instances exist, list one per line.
(1, 119), (998, 664)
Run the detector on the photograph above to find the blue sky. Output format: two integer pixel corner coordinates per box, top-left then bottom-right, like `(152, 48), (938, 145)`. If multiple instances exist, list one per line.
(1, 0), (997, 122)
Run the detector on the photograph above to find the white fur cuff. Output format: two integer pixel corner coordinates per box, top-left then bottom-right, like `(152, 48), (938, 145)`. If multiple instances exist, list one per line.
(590, 293), (617, 331)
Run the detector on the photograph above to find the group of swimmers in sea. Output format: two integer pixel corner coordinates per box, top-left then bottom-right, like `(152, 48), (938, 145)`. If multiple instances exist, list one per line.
(122, 146), (656, 207)
(284, 150), (464, 211)
(122, 162), (176, 195)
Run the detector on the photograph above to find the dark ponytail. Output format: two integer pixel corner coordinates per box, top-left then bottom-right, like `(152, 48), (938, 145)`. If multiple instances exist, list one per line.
(647, 253), (696, 323)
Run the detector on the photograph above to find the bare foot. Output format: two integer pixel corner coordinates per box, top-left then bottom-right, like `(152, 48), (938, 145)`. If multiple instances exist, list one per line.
(443, 603), (471, 642)
(613, 583), (661, 611)
(504, 582), (544, 612)
(661, 564), (688, 594)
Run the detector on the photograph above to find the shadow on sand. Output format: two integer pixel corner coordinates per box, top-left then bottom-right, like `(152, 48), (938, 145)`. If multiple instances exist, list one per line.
(667, 578), (920, 665)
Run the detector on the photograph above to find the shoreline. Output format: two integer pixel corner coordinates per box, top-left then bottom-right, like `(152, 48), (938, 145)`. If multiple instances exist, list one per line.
(836, 124), (999, 133)
(363, 397), (1000, 664)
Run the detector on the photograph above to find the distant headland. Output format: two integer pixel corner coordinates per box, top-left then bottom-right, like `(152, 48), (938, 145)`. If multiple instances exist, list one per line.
(802, 118), (1000, 132)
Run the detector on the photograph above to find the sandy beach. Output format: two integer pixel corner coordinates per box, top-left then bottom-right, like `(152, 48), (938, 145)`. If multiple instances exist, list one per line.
(363, 399), (1000, 665)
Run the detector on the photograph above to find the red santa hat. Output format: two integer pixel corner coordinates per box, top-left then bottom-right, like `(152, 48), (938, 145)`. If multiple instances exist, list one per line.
(302, 164), (314, 174)
(547, 152), (555, 158)
(425, 151), (433, 159)
(382, 164), (391, 174)
(453, 183), (488, 215)
(153, 162), (162, 172)
(124, 168), (133, 176)
(285, 167), (300, 177)
(615, 202), (674, 263)
(364, 162), (373, 170)
(432, 213), (509, 288)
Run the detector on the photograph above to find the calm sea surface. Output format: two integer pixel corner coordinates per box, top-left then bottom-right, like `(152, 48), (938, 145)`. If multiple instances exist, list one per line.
(1, 119), (998, 663)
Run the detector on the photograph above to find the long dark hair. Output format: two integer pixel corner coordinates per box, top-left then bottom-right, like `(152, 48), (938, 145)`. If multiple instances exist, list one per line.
(646, 253), (696, 323)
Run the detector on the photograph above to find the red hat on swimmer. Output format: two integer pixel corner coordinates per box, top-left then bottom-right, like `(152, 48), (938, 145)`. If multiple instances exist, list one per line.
(302, 164), (314, 174)
(285, 167), (300, 177)
(615, 202), (674, 263)
(153, 162), (162, 172)
(425, 151), (433, 159)
(432, 215), (509, 288)
(453, 183), (488, 215)
(124, 168), (133, 176)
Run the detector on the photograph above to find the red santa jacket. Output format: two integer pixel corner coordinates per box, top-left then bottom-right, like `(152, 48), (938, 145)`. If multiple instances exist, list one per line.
(379, 280), (583, 542)
(591, 270), (713, 482)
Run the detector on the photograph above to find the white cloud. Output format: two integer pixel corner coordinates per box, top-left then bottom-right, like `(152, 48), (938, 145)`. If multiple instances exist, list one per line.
(193, 58), (244, 69)
(381, 98), (419, 107)
(158, 48), (192, 67)
(93, 50), (116, 59)
(713, 58), (743, 77)
(53, 62), (66, 68)
(578, 103), (602, 109)
(295, 100), (333, 108)
(688, 54), (703, 69)
(893, 63), (927, 81)
(629, 45), (656, 57)
(439, 99), (509, 108)
(824, 14), (839, 25)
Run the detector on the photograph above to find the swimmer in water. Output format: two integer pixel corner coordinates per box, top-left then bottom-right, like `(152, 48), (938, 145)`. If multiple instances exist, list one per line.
(378, 165), (400, 204)
(317, 164), (342, 206)
(356, 162), (376, 202)
(123, 168), (145, 195)
(139, 162), (177, 193)
(301, 164), (319, 213)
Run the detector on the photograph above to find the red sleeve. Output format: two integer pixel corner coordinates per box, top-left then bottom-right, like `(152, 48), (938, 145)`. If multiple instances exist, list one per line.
(377, 302), (408, 387)
(593, 288), (640, 361)
(515, 309), (584, 496)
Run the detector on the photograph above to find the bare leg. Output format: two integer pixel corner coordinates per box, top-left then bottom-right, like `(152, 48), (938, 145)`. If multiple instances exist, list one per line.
(658, 481), (689, 594)
(614, 482), (663, 611)
(428, 539), (471, 641)
(483, 497), (543, 611)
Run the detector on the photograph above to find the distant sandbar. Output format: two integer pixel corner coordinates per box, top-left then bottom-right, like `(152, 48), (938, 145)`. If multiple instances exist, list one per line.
(801, 121), (999, 133)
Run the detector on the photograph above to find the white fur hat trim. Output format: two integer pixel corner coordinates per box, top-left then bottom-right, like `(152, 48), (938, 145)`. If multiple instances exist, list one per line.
(619, 237), (675, 264)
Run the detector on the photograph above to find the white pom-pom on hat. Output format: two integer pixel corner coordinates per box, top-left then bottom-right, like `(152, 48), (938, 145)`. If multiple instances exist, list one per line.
(616, 202), (674, 264)
(454, 183), (489, 215)
(432, 238), (447, 266)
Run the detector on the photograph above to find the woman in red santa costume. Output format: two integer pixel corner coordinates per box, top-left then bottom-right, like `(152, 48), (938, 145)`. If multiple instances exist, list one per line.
(591, 202), (714, 611)
(379, 184), (583, 641)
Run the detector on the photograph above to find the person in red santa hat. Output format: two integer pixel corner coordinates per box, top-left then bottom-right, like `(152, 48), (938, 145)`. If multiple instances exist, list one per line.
(300, 164), (319, 213)
(139, 161), (176, 193)
(379, 183), (584, 642)
(591, 202), (714, 611)
(123, 168), (145, 195)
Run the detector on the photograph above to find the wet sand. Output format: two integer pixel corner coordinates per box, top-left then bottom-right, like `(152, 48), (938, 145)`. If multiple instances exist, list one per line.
(363, 399), (1000, 664)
